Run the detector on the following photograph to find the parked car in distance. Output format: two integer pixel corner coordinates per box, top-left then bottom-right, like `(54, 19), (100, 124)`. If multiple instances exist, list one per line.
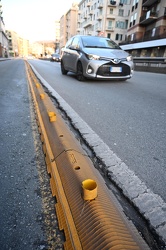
(26, 55), (34, 59)
(61, 35), (134, 81)
(50, 53), (61, 62)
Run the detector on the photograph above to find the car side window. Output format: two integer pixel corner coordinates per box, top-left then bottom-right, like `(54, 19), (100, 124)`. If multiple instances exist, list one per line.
(71, 37), (80, 50)
(66, 38), (73, 49)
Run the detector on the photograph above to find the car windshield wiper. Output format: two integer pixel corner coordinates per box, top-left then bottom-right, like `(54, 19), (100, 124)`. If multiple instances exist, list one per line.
(84, 45), (106, 48)
(84, 45), (119, 49)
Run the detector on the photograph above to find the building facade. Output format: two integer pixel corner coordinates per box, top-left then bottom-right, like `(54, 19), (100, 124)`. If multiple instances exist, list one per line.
(120, 0), (166, 57)
(55, 20), (60, 52)
(0, 1), (9, 57)
(59, 0), (166, 57)
(6, 30), (30, 57)
(60, 2), (79, 49)
(77, 0), (131, 42)
(6, 30), (19, 57)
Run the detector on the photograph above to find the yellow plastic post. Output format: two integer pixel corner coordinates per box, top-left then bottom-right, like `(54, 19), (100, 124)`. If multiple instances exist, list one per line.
(40, 93), (45, 99)
(36, 83), (40, 88)
(48, 111), (56, 122)
(82, 179), (97, 201)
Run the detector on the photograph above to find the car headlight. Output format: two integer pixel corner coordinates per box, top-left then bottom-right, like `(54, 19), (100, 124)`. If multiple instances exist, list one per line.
(126, 55), (133, 61)
(86, 54), (100, 60)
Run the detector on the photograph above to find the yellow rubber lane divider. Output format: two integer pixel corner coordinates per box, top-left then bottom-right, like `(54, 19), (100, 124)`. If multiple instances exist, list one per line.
(26, 63), (82, 249)
(26, 62), (150, 250)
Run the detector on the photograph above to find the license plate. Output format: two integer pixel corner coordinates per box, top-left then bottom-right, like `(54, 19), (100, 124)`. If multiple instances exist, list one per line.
(110, 67), (122, 73)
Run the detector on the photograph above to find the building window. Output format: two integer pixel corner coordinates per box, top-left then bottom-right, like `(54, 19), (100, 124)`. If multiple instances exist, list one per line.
(141, 49), (148, 57)
(115, 33), (123, 40)
(151, 47), (160, 57)
(133, 12), (137, 25)
(119, 0), (129, 4)
(116, 21), (127, 29)
(110, 8), (113, 14)
(107, 33), (111, 38)
(164, 7), (166, 15)
(130, 15), (133, 27)
(132, 0), (135, 12)
(135, 0), (139, 9)
(151, 28), (156, 37)
(108, 20), (113, 29)
(131, 33), (134, 41)
(119, 9), (124, 16)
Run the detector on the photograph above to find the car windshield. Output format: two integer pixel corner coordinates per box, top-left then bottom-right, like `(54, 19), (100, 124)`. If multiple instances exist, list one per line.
(81, 36), (120, 49)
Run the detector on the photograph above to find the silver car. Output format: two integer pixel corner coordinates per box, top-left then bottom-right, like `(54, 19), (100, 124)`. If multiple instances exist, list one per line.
(61, 35), (134, 81)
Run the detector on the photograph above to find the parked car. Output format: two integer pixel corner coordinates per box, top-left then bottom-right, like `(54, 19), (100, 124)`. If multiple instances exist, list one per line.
(26, 55), (34, 59)
(50, 53), (61, 62)
(61, 35), (134, 81)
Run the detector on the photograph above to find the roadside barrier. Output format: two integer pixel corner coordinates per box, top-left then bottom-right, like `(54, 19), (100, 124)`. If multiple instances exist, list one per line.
(26, 62), (150, 250)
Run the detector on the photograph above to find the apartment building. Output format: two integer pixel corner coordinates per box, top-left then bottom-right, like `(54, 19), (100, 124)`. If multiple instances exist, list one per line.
(0, 1), (8, 57)
(59, 0), (165, 57)
(121, 0), (166, 57)
(77, 0), (131, 42)
(6, 30), (19, 57)
(55, 20), (60, 52)
(60, 2), (79, 49)
(6, 30), (30, 57)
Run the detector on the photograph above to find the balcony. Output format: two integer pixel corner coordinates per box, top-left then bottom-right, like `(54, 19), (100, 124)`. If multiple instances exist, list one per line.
(97, 15), (102, 21)
(87, 2), (91, 7)
(140, 10), (158, 25)
(83, 21), (92, 28)
(97, 2), (103, 8)
(96, 26), (102, 32)
(107, 14), (115, 19)
(89, 10), (93, 15)
(142, 0), (159, 7)
(108, 0), (116, 7)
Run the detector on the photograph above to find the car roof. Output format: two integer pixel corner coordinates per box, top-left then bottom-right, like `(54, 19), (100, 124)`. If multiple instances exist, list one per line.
(73, 35), (108, 39)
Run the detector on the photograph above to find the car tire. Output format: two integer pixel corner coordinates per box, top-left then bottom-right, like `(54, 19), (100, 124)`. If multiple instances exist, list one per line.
(61, 61), (68, 75)
(76, 62), (86, 81)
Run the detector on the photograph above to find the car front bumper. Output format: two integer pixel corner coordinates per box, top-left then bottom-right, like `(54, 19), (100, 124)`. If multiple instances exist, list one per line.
(84, 60), (134, 80)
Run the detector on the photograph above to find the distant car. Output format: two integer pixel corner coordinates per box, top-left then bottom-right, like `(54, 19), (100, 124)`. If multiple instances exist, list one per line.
(26, 55), (34, 59)
(50, 53), (61, 62)
(61, 35), (134, 81)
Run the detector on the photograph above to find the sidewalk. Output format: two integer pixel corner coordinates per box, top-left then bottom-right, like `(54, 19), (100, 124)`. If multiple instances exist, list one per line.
(0, 59), (64, 249)
(0, 57), (11, 61)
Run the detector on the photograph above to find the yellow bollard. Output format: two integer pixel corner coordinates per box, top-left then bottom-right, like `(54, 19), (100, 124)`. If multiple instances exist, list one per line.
(48, 111), (56, 122)
(36, 83), (40, 88)
(82, 179), (97, 201)
(40, 93), (45, 100)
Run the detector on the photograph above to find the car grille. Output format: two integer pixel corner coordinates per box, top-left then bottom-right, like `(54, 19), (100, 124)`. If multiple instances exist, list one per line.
(97, 63), (130, 77)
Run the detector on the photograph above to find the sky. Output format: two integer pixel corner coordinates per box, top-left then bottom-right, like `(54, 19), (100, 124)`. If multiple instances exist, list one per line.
(1, 0), (80, 42)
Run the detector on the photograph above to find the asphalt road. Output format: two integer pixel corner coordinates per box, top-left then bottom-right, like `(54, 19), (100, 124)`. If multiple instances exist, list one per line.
(0, 59), (64, 249)
(29, 59), (166, 202)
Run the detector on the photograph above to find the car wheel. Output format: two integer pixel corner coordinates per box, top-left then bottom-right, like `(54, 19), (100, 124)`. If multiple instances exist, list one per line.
(61, 61), (68, 75)
(76, 62), (86, 81)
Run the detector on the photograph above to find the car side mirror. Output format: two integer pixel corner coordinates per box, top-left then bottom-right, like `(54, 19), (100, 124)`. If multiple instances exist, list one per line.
(69, 45), (80, 51)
